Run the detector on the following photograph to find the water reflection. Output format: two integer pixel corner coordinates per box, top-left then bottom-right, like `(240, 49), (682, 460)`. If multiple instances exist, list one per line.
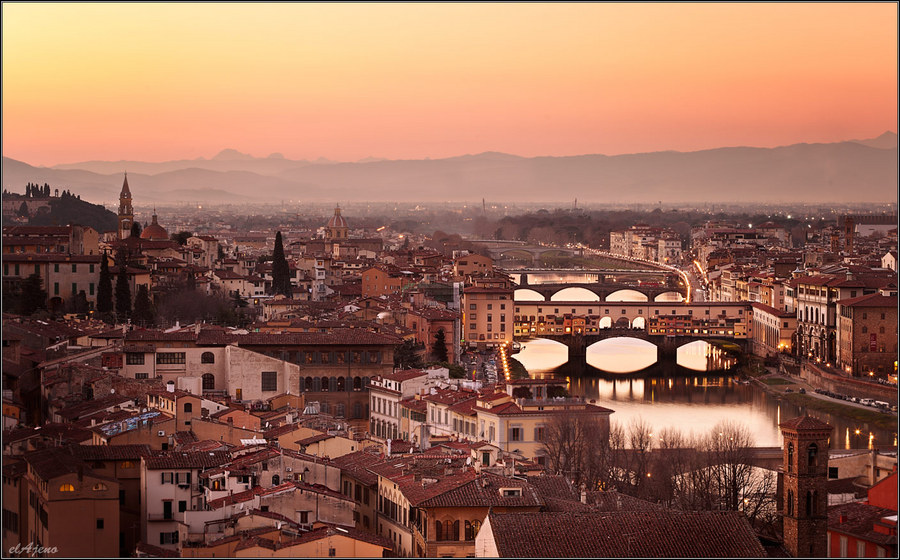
(586, 338), (657, 373)
(511, 339), (569, 372)
(512, 337), (897, 449)
(677, 340), (737, 371)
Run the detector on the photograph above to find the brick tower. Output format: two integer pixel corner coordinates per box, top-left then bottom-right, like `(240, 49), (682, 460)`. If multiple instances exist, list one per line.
(780, 415), (833, 558)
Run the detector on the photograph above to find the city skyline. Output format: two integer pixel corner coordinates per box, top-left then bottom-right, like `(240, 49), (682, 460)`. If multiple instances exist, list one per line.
(3, 2), (897, 166)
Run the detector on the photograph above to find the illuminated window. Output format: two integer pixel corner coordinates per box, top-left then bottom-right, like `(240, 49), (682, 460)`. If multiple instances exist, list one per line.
(59, 484), (75, 492)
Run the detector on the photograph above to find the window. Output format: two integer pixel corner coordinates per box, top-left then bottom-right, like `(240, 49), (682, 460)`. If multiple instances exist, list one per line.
(54, 282), (59, 295)
(54, 264), (59, 273)
(200, 352), (215, 364)
(828, 467), (839, 479)
(534, 426), (545, 442)
(202, 373), (215, 390)
(183, 402), (192, 413)
(261, 371), (277, 392)
(272, 475), (280, 485)
(126, 353), (145, 365)
(90, 264), (95, 273)
(96, 518), (104, 529)
(787, 490), (794, 516)
(470, 323), (477, 331)
(501, 488), (522, 497)
(857, 540), (866, 557)
(161, 472), (174, 484)
(159, 531), (179, 545)
(135, 372), (148, 380)
(178, 500), (187, 513)
(469, 304), (476, 310)
(510, 427), (522, 442)
(807, 443), (818, 468)
(89, 282), (95, 295)
(59, 483), (75, 492)
(156, 352), (186, 365)
(787, 443), (793, 472)
(92, 483), (107, 491)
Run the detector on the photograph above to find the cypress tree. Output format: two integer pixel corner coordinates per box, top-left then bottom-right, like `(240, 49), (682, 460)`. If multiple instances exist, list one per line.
(431, 328), (449, 363)
(97, 252), (113, 314)
(271, 231), (291, 297)
(115, 267), (131, 319)
(131, 221), (142, 238)
(17, 274), (47, 315)
(132, 284), (154, 327)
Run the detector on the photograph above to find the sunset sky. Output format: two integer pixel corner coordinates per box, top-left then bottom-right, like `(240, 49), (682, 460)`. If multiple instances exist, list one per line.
(2, 2), (897, 166)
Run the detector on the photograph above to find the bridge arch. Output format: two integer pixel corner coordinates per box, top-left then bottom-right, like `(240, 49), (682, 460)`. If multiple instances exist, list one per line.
(613, 316), (631, 328)
(499, 249), (536, 262)
(653, 291), (685, 302)
(514, 288), (545, 301)
(632, 316), (646, 329)
(598, 316), (613, 329)
(550, 287), (600, 302)
(585, 337), (658, 373)
(606, 289), (649, 302)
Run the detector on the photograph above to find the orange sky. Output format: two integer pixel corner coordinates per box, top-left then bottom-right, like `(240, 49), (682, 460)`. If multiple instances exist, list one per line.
(2, 3), (897, 166)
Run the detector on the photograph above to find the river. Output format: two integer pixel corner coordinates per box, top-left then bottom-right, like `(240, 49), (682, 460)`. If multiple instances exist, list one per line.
(512, 338), (897, 450)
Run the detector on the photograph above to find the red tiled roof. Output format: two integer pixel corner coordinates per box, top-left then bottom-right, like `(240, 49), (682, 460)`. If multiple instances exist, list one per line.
(329, 449), (384, 486)
(144, 450), (231, 470)
(836, 293), (896, 308)
(417, 472), (542, 508)
(828, 502), (897, 546)
(779, 415), (833, 432)
(66, 444), (152, 461)
(485, 511), (767, 558)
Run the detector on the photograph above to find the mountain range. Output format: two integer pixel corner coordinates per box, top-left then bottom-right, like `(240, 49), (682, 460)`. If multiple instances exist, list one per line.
(2, 132), (896, 205)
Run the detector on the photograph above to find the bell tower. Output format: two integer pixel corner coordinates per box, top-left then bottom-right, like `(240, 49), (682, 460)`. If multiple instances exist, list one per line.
(779, 415), (832, 558)
(118, 173), (134, 240)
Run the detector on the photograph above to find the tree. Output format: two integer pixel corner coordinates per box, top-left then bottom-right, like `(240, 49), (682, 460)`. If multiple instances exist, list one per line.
(68, 290), (90, 315)
(97, 252), (113, 314)
(170, 231), (193, 245)
(393, 339), (424, 370)
(132, 284), (154, 327)
(16, 201), (29, 218)
(130, 221), (142, 238)
(16, 274), (47, 315)
(431, 328), (449, 362)
(115, 269), (132, 319)
(271, 231), (292, 297)
(185, 268), (196, 292)
(541, 408), (612, 491)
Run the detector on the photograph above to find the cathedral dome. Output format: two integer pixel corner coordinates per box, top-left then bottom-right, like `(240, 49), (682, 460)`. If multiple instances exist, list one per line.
(326, 206), (348, 229)
(140, 211), (169, 241)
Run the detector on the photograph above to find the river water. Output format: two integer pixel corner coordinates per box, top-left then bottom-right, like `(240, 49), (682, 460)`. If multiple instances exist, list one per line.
(512, 338), (897, 450)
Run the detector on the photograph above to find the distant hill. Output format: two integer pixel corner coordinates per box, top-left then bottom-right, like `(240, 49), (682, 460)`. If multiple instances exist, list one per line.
(4, 132), (896, 204)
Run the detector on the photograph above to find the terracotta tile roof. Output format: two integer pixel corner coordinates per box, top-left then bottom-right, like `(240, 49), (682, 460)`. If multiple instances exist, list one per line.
(135, 542), (180, 557)
(296, 433), (332, 446)
(523, 475), (577, 501)
(779, 415), (833, 432)
(237, 524), (392, 552)
(485, 511), (767, 558)
(56, 394), (134, 421)
(66, 444), (152, 461)
(197, 329), (401, 346)
(207, 486), (265, 509)
(144, 450), (231, 470)
(837, 293), (896, 308)
(583, 489), (666, 512)
(417, 471), (542, 508)
(399, 397), (427, 413)
(829, 502), (898, 546)
(397, 469), (478, 506)
(379, 369), (429, 382)
(329, 449), (384, 486)
(23, 447), (91, 480)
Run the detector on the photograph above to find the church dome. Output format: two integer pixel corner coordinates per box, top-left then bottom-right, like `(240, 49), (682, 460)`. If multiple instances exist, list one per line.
(141, 211), (169, 241)
(326, 206), (348, 229)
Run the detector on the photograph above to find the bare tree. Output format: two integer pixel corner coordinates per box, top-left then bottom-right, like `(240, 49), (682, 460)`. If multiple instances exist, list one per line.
(542, 409), (612, 490)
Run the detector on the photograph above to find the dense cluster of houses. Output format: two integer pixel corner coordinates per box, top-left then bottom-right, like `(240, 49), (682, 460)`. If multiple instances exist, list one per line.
(1, 178), (897, 557)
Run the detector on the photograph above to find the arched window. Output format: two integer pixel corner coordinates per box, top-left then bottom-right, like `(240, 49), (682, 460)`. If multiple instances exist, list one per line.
(183, 402), (192, 413)
(807, 443), (818, 468)
(443, 520), (454, 541)
(471, 519), (481, 537)
(201, 352), (215, 364)
(465, 520), (474, 540)
(353, 377), (362, 391)
(92, 482), (108, 491)
(336, 377), (346, 392)
(272, 475), (280, 486)
(120, 460), (135, 469)
(807, 490), (817, 516)
(787, 443), (794, 472)
(435, 520), (443, 541)
(306, 376), (314, 392)
(321, 376), (330, 391)
(59, 484), (75, 492)
(202, 373), (215, 391)
(787, 490), (794, 516)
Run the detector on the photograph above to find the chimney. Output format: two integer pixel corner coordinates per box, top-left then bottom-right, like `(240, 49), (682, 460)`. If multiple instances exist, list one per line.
(580, 490), (587, 504)
(166, 381), (175, 393)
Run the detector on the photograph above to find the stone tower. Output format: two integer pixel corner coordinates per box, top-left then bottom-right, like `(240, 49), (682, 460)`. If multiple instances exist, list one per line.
(118, 173), (134, 240)
(779, 415), (832, 558)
